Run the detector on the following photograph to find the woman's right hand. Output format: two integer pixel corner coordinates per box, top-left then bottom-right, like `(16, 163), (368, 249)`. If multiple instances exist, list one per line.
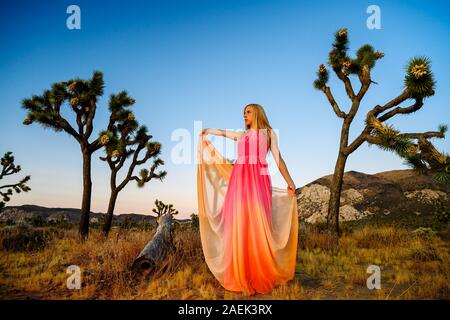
(287, 183), (296, 197)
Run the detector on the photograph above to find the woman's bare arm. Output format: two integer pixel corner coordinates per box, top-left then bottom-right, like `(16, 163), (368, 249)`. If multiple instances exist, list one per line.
(269, 130), (296, 195)
(202, 128), (244, 141)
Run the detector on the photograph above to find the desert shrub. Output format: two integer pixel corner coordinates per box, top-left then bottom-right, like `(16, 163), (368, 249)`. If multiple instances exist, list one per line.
(0, 223), (56, 251)
(408, 243), (441, 262)
(412, 227), (436, 238)
(120, 217), (139, 230)
(190, 213), (199, 230)
(433, 198), (449, 223)
(24, 215), (46, 227)
(352, 226), (408, 249)
(139, 220), (155, 231)
(298, 222), (338, 252)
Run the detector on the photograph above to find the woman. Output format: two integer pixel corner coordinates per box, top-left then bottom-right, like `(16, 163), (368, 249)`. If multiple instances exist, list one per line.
(197, 103), (298, 296)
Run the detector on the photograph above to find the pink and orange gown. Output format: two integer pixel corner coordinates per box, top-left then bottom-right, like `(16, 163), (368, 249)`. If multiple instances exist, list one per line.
(196, 129), (298, 295)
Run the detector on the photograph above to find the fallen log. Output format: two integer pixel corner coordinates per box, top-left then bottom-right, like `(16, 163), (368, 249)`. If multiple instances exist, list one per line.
(131, 213), (175, 272)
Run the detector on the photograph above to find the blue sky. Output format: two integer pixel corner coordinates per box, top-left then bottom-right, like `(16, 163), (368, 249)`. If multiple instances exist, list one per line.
(1, 0), (449, 218)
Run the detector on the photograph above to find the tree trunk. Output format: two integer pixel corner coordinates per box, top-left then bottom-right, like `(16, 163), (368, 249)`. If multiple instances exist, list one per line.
(327, 151), (348, 237)
(326, 114), (353, 240)
(132, 213), (175, 272)
(79, 150), (92, 240)
(102, 190), (118, 236)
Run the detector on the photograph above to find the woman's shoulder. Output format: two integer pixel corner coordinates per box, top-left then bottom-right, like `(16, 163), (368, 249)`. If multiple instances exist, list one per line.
(236, 130), (247, 140)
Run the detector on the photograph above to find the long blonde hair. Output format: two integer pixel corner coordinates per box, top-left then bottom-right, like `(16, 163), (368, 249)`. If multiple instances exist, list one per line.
(243, 103), (272, 149)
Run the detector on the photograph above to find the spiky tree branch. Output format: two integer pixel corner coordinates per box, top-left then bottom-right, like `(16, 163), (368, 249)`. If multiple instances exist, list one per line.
(365, 117), (449, 184)
(377, 98), (424, 122)
(0, 152), (31, 210)
(323, 84), (346, 119)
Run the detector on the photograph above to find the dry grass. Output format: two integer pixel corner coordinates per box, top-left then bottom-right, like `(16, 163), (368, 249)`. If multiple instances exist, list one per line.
(0, 222), (448, 300)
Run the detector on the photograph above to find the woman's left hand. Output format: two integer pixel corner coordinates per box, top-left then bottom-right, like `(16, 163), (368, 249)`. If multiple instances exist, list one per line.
(201, 128), (210, 136)
(287, 183), (296, 197)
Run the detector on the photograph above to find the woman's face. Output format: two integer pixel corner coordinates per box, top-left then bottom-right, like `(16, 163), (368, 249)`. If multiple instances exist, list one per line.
(244, 106), (254, 128)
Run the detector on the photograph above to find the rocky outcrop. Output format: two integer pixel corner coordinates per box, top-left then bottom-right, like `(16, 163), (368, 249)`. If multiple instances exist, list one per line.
(296, 169), (449, 224)
(297, 184), (329, 223)
(404, 189), (448, 204)
(297, 185), (376, 223)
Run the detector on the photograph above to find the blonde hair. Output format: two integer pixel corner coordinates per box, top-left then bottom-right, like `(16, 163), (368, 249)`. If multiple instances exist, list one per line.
(243, 103), (272, 148)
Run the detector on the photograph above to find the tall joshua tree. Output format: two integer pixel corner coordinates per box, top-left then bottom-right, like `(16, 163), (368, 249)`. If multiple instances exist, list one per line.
(0, 152), (31, 211)
(22, 71), (108, 240)
(313, 28), (449, 237)
(99, 91), (167, 236)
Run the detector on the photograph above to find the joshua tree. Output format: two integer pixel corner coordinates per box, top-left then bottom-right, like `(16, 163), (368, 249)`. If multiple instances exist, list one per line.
(152, 199), (179, 218)
(22, 71), (111, 240)
(0, 152), (31, 211)
(313, 28), (449, 238)
(99, 91), (167, 236)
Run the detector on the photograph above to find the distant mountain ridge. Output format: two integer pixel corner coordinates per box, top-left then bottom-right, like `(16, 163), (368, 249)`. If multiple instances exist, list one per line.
(0, 204), (190, 224)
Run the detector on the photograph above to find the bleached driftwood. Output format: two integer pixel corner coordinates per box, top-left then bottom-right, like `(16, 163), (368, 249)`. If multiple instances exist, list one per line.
(131, 213), (175, 272)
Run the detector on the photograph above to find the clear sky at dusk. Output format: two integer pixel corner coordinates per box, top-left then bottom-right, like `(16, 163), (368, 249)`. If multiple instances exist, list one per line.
(1, 0), (449, 218)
